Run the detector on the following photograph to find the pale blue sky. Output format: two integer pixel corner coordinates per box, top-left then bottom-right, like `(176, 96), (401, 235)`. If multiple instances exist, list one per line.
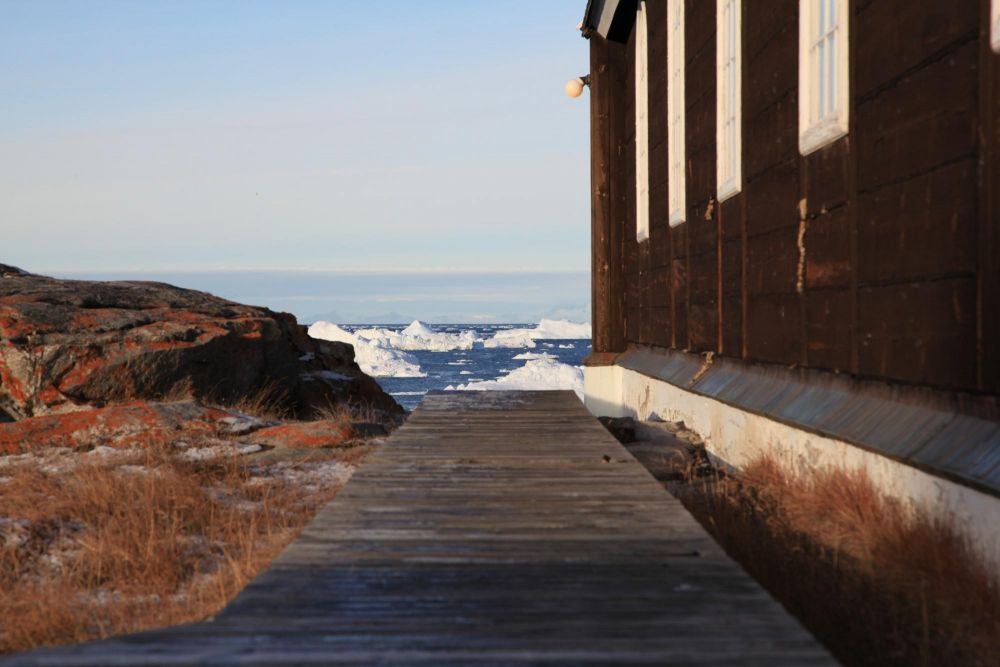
(1, 1), (591, 277)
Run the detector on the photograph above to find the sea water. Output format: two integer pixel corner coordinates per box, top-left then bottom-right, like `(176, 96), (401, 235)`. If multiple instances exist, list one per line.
(331, 323), (591, 411)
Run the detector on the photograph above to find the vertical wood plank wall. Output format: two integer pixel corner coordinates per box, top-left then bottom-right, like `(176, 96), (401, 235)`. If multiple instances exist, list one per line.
(590, 0), (999, 395)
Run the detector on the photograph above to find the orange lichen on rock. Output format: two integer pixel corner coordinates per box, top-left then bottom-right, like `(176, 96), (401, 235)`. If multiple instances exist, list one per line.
(0, 402), (232, 455)
(0, 357), (28, 406)
(249, 421), (355, 449)
(0, 268), (403, 421)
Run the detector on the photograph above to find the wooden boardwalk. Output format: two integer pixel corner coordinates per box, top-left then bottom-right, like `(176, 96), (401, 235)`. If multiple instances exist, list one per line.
(7, 391), (834, 665)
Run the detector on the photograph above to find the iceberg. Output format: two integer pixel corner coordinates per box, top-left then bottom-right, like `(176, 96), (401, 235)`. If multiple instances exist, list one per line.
(446, 358), (584, 400)
(308, 322), (426, 378)
(352, 320), (476, 351)
(483, 328), (536, 349)
(513, 351), (557, 360)
(401, 320), (436, 337)
(531, 318), (591, 339)
(482, 319), (591, 348)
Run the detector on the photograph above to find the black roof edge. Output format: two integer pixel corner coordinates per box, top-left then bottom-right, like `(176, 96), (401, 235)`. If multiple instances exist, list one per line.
(581, 0), (637, 43)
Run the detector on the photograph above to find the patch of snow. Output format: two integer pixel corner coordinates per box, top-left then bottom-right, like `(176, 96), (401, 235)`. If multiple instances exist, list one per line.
(558, 343), (576, 349)
(181, 443), (263, 461)
(248, 460), (355, 494)
(219, 413), (269, 435)
(459, 370), (472, 375)
(0, 518), (32, 549)
(298, 352), (315, 362)
(117, 464), (156, 477)
(0, 452), (38, 470)
(86, 446), (124, 460)
(204, 486), (262, 513)
(446, 358), (584, 400)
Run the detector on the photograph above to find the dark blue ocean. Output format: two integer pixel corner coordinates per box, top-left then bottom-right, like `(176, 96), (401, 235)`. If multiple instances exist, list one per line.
(340, 324), (591, 411)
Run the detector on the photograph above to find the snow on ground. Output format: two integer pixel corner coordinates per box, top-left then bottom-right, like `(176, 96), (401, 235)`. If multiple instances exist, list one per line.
(482, 319), (591, 348)
(307, 322), (426, 378)
(180, 443), (263, 462)
(446, 358), (584, 400)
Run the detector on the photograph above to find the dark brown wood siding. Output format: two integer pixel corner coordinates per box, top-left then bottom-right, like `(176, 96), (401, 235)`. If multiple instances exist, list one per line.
(589, 0), (1000, 395)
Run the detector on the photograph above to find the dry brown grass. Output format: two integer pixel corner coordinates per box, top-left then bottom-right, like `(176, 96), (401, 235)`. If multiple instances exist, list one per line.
(315, 398), (393, 427)
(675, 456), (1000, 667)
(228, 380), (291, 421)
(0, 441), (363, 654)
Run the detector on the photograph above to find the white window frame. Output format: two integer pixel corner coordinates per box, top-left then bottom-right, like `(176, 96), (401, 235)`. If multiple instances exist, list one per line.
(667, 0), (686, 226)
(992, 0), (1000, 54)
(798, 0), (849, 155)
(636, 2), (650, 242)
(716, 0), (742, 202)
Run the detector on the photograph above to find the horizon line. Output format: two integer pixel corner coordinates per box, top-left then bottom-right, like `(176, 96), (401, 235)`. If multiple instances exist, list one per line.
(42, 266), (591, 276)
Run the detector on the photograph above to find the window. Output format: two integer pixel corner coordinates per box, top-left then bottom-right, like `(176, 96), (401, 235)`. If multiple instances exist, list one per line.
(636, 2), (650, 242)
(668, 0), (686, 225)
(716, 0), (742, 201)
(993, 0), (1000, 53)
(798, 0), (849, 155)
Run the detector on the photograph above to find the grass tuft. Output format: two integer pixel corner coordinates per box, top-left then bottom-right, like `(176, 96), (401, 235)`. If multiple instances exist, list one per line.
(675, 456), (1000, 666)
(0, 440), (361, 654)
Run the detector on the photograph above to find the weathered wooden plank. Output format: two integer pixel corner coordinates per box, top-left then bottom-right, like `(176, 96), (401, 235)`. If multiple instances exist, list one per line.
(857, 278), (978, 388)
(591, 34), (615, 355)
(5, 391), (833, 666)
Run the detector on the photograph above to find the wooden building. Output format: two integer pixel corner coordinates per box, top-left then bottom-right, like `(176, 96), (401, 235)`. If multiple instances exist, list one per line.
(578, 0), (1000, 562)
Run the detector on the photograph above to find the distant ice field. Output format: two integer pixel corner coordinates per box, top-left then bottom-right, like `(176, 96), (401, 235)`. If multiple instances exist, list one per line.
(308, 321), (591, 411)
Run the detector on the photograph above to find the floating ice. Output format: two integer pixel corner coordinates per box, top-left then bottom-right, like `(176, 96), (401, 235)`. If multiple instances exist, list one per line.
(446, 358), (584, 400)
(401, 320), (436, 337)
(307, 322), (426, 378)
(353, 320), (476, 352)
(483, 328), (536, 349)
(532, 319), (591, 339)
(513, 352), (557, 360)
(482, 319), (591, 348)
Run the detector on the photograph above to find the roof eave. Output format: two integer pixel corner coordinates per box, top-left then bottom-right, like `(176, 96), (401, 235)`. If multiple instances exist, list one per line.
(580, 0), (636, 42)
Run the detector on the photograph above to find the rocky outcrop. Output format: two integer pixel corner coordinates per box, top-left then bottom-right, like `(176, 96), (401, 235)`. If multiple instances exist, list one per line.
(0, 265), (403, 422)
(0, 400), (365, 455)
(0, 401), (230, 454)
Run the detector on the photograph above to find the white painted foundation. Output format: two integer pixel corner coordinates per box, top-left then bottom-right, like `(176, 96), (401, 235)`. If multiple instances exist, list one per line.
(585, 364), (1000, 567)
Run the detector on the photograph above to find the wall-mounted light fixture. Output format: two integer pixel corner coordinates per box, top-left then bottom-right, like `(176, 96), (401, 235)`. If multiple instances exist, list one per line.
(564, 74), (591, 98)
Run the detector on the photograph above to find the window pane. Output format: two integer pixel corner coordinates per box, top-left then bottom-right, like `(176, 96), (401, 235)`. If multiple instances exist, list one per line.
(817, 40), (825, 119)
(827, 33), (836, 116)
